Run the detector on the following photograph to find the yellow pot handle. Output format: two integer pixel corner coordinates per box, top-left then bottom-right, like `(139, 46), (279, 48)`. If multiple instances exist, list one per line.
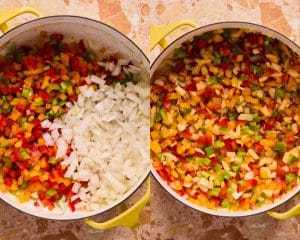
(267, 202), (300, 219)
(85, 177), (150, 229)
(150, 20), (198, 50)
(0, 7), (41, 33)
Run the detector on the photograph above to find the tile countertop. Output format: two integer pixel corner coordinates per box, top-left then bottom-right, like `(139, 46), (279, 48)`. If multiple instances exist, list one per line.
(0, 0), (299, 240)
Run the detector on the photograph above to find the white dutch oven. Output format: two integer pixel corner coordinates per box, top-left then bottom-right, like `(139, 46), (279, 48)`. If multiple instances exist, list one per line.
(150, 21), (300, 219)
(0, 8), (150, 228)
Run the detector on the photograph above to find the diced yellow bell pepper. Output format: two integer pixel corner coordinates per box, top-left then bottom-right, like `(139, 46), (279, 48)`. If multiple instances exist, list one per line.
(151, 131), (160, 139)
(171, 170), (179, 179)
(23, 68), (44, 76)
(151, 140), (161, 153)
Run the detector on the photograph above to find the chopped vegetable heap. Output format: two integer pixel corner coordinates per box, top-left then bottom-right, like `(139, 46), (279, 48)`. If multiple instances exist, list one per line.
(151, 28), (300, 210)
(0, 32), (140, 211)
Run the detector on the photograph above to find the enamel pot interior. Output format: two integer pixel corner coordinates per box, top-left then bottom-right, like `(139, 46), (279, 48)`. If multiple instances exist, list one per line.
(0, 16), (150, 220)
(150, 21), (300, 217)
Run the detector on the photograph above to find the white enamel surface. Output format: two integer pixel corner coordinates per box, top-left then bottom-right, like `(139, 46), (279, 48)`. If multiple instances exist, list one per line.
(151, 22), (300, 217)
(0, 16), (150, 220)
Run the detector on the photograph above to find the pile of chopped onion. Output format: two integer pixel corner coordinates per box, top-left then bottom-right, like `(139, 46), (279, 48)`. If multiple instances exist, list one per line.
(42, 75), (149, 211)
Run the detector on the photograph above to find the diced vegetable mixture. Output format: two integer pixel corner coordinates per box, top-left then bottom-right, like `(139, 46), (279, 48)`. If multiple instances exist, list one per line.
(151, 28), (300, 210)
(0, 32), (140, 211)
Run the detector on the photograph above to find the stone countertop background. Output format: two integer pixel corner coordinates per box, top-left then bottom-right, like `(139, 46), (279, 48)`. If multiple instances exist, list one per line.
(0, 0), (299, 239)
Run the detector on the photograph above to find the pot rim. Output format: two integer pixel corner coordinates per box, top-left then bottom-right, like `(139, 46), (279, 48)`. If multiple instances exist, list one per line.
(0, 15), (150, 220)
(151, 21), (300, 74)
(150, 21), (300, 217)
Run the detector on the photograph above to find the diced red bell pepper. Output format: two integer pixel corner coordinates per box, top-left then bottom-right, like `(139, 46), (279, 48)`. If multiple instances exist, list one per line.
(58, 183), (67, 194)
(22, 55), (37, 70)
(31, 118), (41, 127)
(65, 185), (74, 200)
(158, 169), (170, 181)
(181, 129), (192, 139)
(239, 198), (248, 208)
(39, 145), (48, 154)
(284, 136), (298, 144)
(78, 39), (87, 53)
(210, 196), (221, 206)
(220, 44), (231, 56)
(47, 147), (56, 157)
(200, 88), (214, 99)
(70, 94), (78, 102)
(16, 161), (28, 170)
(34, 81), (41, 89)
(281, 73), (290, 83)
(197, 134), (212, 145)
(242, 65), (251, 75)
(219, 185), (228, 199)
(151, 85), (165, 95)
(257, 35), (264, 45)
(32, 126), (43, 139)
(252, 142), (263, 153)
(80, 66), (89, 77)
(4, 177), (12, 186)
(10, 153), (17, 162)
(220, 62), (229, 71)
(4, 70), (17, 79)
(69, 198), (81, 212)
(224, 139), (237, 151)
(184, 83), (197, 91)
(70, 57), (80, 72)
(39, 90), (52, 102)
(189, 170), (197, 178)
(265, 68), (273, 76)
(276, 167), (286, 179)
(262, 121), (272, 131)
(16, 104), (26, 112)
(162, 98), (171, 111)
(8, 169), (17, 178)
(289, 164), (298, 174)
(218, 118), (228, 128)
(198, 39), (207, 49)
(30, 176), (40, 184)
(38, 191), (46, 201)
(14, 151), (23, 161)
(211, 157), (219, 166)
(275, 115), (283, 122)
(174, 61), (185, 73)
(246, 179), (258, 187)
(42, 68), (55, 77)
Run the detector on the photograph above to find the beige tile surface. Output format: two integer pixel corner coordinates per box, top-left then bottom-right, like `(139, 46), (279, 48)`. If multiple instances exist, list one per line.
(0, 0), (299, 239)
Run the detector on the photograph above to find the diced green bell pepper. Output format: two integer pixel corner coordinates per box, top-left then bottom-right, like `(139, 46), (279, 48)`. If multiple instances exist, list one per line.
(214, 163), (222, 171)
(209, 187), (221, 197)
(275, 89), (285, 98)
(274, 142), (285, 152)
(237, 151), (246, 158)
(205, 146), (215, 157)
(0, 139), (9, 147)
(34, 97), (43, 106)
(285, 173), (296, 183)
(46, 188), (57, 197)
(232, 165), (241, 173)
(22, 88), (33, 98)
(214, 140), (225, 149)
(221, 199), (231, 208)
(195, 157), (211, 166)
(20, 149), (30, 160)
(48, 157), (58, 165)
(60, 80), (72, 90)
